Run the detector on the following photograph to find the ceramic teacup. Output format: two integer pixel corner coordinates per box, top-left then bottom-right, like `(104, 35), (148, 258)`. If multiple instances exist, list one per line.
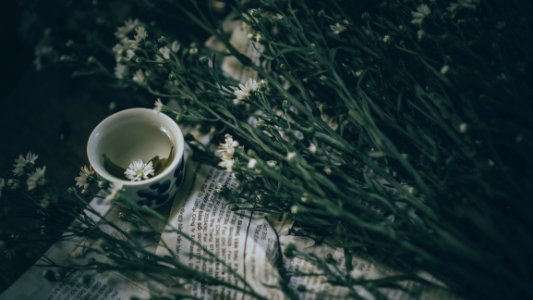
(87, 108), (186, 207)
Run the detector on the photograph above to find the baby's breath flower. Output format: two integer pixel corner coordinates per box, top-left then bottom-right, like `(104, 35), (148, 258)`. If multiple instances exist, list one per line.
(7, 179), (19, 190)
(267, 160), (277, 167)
(411, 4), (431, 26)
(382, 35), (391, 43)
(350, 269), (364, 280)
(189, 43), (198, 55)
(330, 21), (347, 35)
(247, 158), (257, 169)
(218, 159), (235, 172)
(75, 165), (95, 191)
(417, 29), (425, 40)
(440, 64), (450, 75)
(323, 166), (332, 175)
(134, 26), (148, 42)
(171, 41), (181, 52)
(114, 64), (127, 79)
(233, 78), (259, 104)
(286, 152), (297, 161)
(132, 69), (145, 84)
(27, 166), (46, 191)
(115, 19), (140, 39)
(290, 205), (299, 214)
(124, 159), (154, 181)
(216, 134), (239, 160)
(459, 122), (468, 133)
(13, 152), (39, 176)
(154, 98), (164, 112)
(159, 47), (171, 60)
(216, 134), (240, 172)
(104, 182), (123, 204)
(308, 144), (317, 154)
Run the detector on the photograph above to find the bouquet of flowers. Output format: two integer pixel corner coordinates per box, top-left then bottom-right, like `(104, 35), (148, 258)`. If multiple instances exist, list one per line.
(5, 0), (533, 299)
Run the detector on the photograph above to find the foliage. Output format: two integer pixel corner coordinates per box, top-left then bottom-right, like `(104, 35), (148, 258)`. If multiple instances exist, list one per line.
(14, 0), (533, 299)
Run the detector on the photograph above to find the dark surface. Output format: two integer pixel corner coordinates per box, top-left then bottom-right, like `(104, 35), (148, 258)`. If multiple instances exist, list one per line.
(0, 1), (110, 292)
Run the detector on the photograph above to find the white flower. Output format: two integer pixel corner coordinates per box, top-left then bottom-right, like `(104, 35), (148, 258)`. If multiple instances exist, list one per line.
(115, 19), (140, 39)
(124, 159), (155, 181)
(308, 144), (317, 154)
(459, 122), (468, 133)
(216, 134), (240, 160)
(233, 78), (259, 103)
(382, 35), (391, 43)
(350, 269), (364, 280)
(330, 22), (347, 35)
(6, 179), (19, 189)
(114, 64), (127, 79)
(132, 70), (145, 84)
(13, 152), (39, 176)
(104, 182), (123, 204)
(159, 47), (171, 60)
(216, 134), (240, 172)
(218, 159), (235, 172)
(171, 41), (181, 52)
(27, 166), (46, 191)
(75, 165), (95, 191)
(286, 152), (296, 161)
(125, 49), (135, 61)
(0, 178), (5, 198)
(154, 98), (164, 112)
(411, 4), (431, 26)
(440, 64), (450, 75)
(247, 158), (257, 169)
(134, 26), (148, 42)
(266, 160), (277, 167)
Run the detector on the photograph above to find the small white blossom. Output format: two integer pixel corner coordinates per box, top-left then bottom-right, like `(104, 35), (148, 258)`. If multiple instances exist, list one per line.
(132, 69), (145, 84)
(308, 144), (317, 154)
(218, 159), (235, 172)
(27, 166), (46, 191)
(216, 134), (239, 160)
(459, 122), (468, 133)
(115, 19), (140, 39)
(350, 269), (364, 280)
(13, 152), (39, 176)
(75, 165), (95, 191)
(417, 29), (425, 40)
(233, 78), (259, 104)
(330, 21), (347, 35)
(440, 65), (450, 75)
(124, 159), (154, 181)
(171, 41), (181, 52)
(323, 166), (332, 175)
(134, 26), (148, 42)
(411, 4), (431, 26)
(290, 205), (299, 214)
(247, 158), (257, 169)
(114, 64), (127, 79)
(267, 160), (277, 167)
(159, 47), (171, 60)
(382, 35), (391, 43)
(125, 49), (135, 61)
(216, 134), (240, 172)
(286, 152), (296, 161)
(104, 182), (123, 204)
(7, 179), (19, 189)
(154, 98), (164, 112)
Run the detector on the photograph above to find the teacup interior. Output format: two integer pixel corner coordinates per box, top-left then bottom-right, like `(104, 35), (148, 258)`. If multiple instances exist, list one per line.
(97, 116), (175, 179)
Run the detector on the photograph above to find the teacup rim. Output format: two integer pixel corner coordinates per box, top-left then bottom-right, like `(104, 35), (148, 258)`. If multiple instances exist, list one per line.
(87, 107), (185, 187)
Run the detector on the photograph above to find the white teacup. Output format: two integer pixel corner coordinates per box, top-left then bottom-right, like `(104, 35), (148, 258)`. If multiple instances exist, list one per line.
(87, 108), (185, 207)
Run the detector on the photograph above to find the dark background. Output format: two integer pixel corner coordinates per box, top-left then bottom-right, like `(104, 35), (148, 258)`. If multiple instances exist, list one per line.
(0, 1), (110, 291)
(0, 2), (110, 190)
